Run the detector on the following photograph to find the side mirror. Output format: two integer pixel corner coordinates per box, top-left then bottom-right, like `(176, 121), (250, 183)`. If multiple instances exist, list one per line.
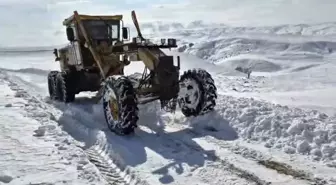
(53, 48), (58, 57)
(66, 27), (75, 42)
(122, 27), (130, 40)
(53, 48), (60, 61)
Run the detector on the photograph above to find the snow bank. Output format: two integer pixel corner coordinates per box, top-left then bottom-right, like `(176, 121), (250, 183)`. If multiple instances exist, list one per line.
(212, 95), (336, 166)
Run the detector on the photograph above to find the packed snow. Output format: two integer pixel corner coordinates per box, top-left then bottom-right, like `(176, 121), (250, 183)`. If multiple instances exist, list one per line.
(0, 77), (107, 184)
(1, 4), (336, 185)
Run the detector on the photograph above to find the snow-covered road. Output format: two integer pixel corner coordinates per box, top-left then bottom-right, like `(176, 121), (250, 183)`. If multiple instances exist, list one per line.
(0, 70), (325, 185)
(0, 76), (105, 184)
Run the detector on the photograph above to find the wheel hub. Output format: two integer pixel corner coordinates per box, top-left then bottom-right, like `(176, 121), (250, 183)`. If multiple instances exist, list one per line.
(178, 79), (200, 109)
(103, 85), (119, 123)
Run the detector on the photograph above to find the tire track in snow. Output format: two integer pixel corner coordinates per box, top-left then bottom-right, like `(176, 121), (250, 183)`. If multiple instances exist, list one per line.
(225, 141), (335, 185)
(0, 77), (105, 184)
(84, 139), (147, 185)
(196, 133), (327, 185)
(134, 127), (269, 185)
(131, 126), (266, 185)
(219, 141), (330, 185)
(59, 102), (258, 185)
(0, 71), (147, 185)
(150, 126), (311, 185)
(158, 109), (334, 185)
(55, 102), (149, 185)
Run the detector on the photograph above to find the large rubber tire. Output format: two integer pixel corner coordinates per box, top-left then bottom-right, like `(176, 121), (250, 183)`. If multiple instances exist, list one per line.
(178, 69), (217, 117)
(102, 76), (139, 135)
(55, 71), (75, 103)
(48, 71), (59, 100)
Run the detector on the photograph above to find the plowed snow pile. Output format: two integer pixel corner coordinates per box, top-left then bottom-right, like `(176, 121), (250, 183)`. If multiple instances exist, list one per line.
(215, 96), (336, 165)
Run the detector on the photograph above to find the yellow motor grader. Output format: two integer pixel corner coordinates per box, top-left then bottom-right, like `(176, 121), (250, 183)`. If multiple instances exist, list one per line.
(48, 10), (217, 135)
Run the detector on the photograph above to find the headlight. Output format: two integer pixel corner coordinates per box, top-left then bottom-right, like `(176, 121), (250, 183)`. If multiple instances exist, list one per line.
(167, 38), (176, 46)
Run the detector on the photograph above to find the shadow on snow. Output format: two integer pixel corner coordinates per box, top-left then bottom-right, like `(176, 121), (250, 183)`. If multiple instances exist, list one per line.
(51, 96), (238, 184)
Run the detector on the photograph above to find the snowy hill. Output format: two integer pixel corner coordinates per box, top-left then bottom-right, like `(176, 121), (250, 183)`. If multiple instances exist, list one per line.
(1, 21), (336, 185)
(137, 21), (336, 36)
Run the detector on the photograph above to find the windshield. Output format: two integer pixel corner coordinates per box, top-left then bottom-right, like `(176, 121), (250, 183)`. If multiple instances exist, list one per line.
(83, 20), (119, 40)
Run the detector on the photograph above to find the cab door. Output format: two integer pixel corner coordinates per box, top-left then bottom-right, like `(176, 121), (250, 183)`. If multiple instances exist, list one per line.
(67, 23), (83, 67)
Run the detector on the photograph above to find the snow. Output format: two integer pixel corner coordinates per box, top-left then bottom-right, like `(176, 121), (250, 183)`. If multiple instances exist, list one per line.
(152, 23), (336, 116)
(0, 79), (106, 184)
(2, 10), (336, 185)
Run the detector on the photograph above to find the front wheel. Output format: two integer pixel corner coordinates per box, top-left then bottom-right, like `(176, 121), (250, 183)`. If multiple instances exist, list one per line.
(102, 76), (139, 135)
(178, 69), (217, 117)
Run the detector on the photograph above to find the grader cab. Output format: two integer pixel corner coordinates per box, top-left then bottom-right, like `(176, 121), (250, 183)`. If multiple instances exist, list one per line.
(48, 10), (217, 135)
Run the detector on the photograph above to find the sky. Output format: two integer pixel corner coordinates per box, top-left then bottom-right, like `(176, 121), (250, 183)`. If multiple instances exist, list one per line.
(1, 0), (336, 47)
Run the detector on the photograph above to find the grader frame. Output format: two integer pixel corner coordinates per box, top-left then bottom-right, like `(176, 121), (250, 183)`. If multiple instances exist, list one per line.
(49, 10), (217, 135)
(53, 10), (180, 105)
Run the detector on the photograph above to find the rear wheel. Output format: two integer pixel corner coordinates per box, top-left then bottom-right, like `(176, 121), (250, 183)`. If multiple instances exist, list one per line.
(102, 76), (139, 135)
(48, 71), (58, 100)
(178, 69), (217, 117)
(55, 71), (75, 103)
